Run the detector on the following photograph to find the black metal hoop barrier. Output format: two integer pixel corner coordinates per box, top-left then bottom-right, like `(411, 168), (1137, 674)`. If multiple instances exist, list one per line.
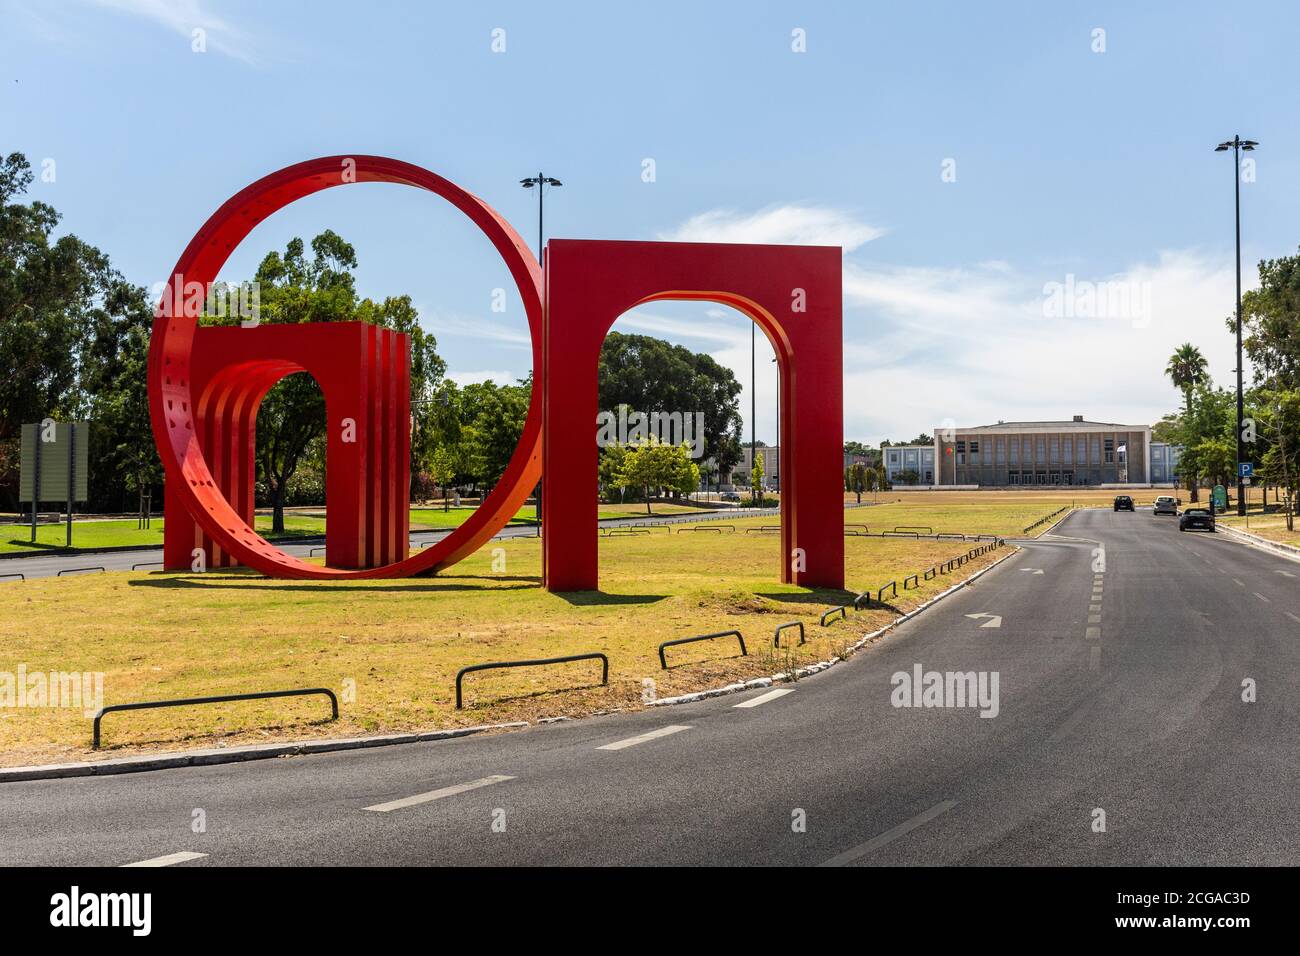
(658, 630), (747, 669)
(455, 653), (609, 709)
(92, 687), (339, 750)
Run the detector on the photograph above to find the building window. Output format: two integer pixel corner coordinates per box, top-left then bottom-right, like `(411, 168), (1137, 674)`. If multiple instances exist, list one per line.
(1104, 438), (1114, 464)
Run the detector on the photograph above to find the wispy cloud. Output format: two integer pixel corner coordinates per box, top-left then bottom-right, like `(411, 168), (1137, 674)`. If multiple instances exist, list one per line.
(445, 369), (521, 388)
(86, 0), (259, 62)
(659, 204), (884, 252)
(423, 309), (532, 350)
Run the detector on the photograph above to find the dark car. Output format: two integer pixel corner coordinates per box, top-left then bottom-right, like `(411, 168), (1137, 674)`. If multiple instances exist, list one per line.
(1179, 508), (1216, 532)
(1113, 495), (1134, 511)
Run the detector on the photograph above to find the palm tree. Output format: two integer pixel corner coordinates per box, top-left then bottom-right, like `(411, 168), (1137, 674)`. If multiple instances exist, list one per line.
(1165, 343), (1209, 500)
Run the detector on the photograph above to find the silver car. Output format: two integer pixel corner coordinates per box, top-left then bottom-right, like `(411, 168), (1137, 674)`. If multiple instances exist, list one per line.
(1153, 495), (1178, 516)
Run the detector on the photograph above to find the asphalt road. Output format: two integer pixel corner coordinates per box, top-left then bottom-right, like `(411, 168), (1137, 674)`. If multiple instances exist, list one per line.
(3, 507), (1297, 866)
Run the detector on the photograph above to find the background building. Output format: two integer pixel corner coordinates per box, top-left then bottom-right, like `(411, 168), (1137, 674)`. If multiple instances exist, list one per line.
(883, 444), (936, 485)
(933, 415), (1173, 487)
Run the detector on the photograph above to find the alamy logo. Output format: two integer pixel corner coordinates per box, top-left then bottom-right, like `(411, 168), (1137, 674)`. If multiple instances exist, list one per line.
(890, 663), (1000, 718)
(0, 666), (103, 717)
(50, 886), (151, 936)
(595, 408), (705, 458)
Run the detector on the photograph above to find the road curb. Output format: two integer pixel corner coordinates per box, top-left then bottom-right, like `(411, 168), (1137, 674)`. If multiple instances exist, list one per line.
(649, 545), (1021, 708)
(0, 722), (530, 783)
(1217, 523), (1300, 564)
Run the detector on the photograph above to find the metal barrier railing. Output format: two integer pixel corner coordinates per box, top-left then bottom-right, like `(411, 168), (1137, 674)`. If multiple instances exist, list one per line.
(92, 687), (339, 750)
(57, 566), (105, 577)
(853, 591), (872, 610)
(744, 526), (782, 534)
(895, 526), (933, 535)
(774, 621), (806, 647)
(676, 525), (735, 534)
(0, 571), (26, 582)
(456, 653), (609, 709)
(877, 580), (898, 601)
(658, 630), (747, 669)
(903, 574), (919, 589)
(131, 561), (163, 571)
(820, 606), (848, 627)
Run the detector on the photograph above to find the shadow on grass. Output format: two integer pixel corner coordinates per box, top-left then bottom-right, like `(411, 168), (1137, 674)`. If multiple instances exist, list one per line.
(754, 588), (858, 607)
(97, 717), (338, 754)
(458, 679), (609, 711)
(128, 574), (541, 594)
(551, 590), (668, 607)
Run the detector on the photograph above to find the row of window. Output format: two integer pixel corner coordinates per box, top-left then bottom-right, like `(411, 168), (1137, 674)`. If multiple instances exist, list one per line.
(953, 436), (1136, 466)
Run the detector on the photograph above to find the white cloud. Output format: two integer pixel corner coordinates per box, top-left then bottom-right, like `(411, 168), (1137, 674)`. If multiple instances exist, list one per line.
(423, 309), (532, 350)
(659, 204), (884, 252)
(87, 0), (258, 62)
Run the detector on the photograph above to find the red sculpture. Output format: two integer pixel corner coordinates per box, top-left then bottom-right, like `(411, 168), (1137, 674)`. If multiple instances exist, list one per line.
(150, 156), (843, 591)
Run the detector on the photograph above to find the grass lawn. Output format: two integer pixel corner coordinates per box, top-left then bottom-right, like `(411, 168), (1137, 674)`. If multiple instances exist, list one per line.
(1212, 486), (1300, 546)
(0, 506), (1023, 766)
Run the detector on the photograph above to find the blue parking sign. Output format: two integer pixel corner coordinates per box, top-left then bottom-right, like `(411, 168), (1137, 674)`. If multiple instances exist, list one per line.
(1239, 462), (1254, 478)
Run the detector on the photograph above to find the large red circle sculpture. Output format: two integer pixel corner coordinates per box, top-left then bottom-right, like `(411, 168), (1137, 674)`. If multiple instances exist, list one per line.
(148, 156), (543, 579)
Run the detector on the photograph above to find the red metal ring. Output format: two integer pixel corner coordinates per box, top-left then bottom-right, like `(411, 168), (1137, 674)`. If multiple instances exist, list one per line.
(148, 155), (542, 579)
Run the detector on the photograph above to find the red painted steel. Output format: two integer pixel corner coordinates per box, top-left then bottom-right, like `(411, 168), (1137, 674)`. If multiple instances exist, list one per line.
(149, 156), (542, 579)
(151, 158), (843, 592)
(541, 239), (844, 591)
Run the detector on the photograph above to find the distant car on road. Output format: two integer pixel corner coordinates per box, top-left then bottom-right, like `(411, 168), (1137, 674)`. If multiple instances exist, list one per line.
(1179, 508), (1216, 532)
(720, 491), (741, 502)
(1153, 495), (1178, 516)
(1113, 495), (1134, 511)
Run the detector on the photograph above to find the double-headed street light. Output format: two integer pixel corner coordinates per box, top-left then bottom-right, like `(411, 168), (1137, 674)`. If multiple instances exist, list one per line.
(521, 173), (562, 529)
(1214, 136), (1258, 517)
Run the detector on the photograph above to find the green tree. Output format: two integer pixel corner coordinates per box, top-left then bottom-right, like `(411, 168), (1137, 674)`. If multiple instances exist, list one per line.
(599, 331), (743, 482)
(846, 462), (868, 503)
(616, 437), (699, 514)
(750, 449), (764, 502)
(428, 445), (458, 511)
(1165, 343), (1210, 500)
(0, 152), (159, 512)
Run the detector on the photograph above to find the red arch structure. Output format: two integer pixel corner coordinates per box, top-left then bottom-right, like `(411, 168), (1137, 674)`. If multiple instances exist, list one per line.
(541, 239), (844, 592)
(150, 155), (542, 579)
(151, 156), (844, 591)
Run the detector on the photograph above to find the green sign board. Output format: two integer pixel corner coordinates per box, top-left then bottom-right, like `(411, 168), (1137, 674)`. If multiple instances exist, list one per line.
(18, 421), (89, 503)
(1212, 484), (1228, 510)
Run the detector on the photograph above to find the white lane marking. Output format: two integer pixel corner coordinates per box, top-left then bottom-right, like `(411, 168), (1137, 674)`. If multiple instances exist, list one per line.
(362, 774), (514, 812)
(1253, 592), (1271, 603)
(121, 851), (207, 868)
(1088, 614), (1102, 624)
(1085, 626), (1101, 641)
(1275, 570), (1296, 578)
(820, 800), (958, 867)
(964, 613), (1002, 628)
(1286, 612), (1300, 624)
(1020, 568), (1045, 575)
(1090, 646), (1102, 671)
(1089, 604), (1102, 612)
(734, 688), (795, 709)
(597, 725), (691, 751)
(1233, 578), (1246, 588)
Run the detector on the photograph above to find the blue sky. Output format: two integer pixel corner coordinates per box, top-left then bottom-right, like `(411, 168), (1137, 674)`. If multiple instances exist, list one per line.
(4, 0), (1298, 444)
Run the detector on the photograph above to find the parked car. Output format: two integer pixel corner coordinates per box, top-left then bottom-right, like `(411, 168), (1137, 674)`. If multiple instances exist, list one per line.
(720, 491), (741, 502)
(1179, 508), (1216, 532)
(1113, 495), (1134, 512)
(1153, 495), (1178, 516)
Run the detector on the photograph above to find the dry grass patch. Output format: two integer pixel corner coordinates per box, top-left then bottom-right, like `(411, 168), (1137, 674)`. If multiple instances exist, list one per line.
(0, 511), (1012, 767)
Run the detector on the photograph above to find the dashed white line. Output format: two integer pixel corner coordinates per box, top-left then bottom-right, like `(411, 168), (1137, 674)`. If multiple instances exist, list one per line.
(734, 688), (795, 709)
(121, 851), (207, 868)
(1089, 604), (1102, 612)
(1286, 612), (1300, 624)
(362, 774), (514, 812)
(820, 800), (958, 867)
(1232, 578), (1246, 588)
(1085, 626), (1101, 641)
(1253, 592), (1272, 603)
(1088, 614), (1102, 624)
(597, 725), (692, 751)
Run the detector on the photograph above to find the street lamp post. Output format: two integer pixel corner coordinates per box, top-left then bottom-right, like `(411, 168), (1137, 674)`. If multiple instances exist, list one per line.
(521, 173), (562, 532)
(1215, 135), (1257, 517)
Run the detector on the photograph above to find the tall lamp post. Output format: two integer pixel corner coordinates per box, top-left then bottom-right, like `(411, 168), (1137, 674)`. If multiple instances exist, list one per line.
(751, 322), (757, 503)
(520, 173), (562, 530)
(1215, 136), (1257, 517)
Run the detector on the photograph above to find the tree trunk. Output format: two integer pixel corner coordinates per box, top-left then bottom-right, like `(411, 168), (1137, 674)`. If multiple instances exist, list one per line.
(271, 481), (286, 535)
(644, 486), (652, 515)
